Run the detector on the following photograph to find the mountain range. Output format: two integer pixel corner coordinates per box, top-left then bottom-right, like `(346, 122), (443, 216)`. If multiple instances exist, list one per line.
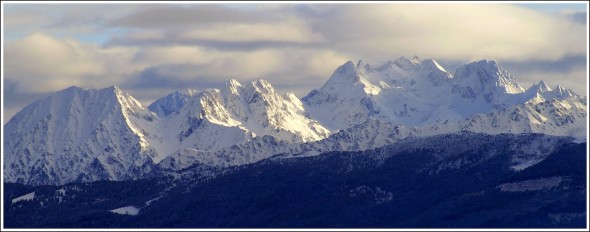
(3, 57), (587, 185)
(4, 133), (586, 228)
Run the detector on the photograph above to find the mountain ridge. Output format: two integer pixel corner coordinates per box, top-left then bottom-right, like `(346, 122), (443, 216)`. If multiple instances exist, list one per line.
(3, 57), (587, 185)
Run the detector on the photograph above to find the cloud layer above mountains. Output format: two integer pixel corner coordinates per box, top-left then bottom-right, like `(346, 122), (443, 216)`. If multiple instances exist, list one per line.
(3, 3), (588, 121)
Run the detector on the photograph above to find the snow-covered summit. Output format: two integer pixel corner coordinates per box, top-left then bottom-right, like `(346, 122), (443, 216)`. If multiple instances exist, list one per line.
(303, 57), (585, 134)
(529, 80), (552, 93)
(451, 60), (525, 106)
(148, 89), (199, 117)
(144, 78), (331, 161)
(4, 80), (332, 185)
(303, 57), (457, 129)
(214, 78), (331, 142)
(318, 60), (381, 96)
(4, 86), (158, 185)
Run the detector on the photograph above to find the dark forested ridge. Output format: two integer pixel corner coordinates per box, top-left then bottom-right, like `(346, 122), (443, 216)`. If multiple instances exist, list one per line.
(4, 134), (587, 228)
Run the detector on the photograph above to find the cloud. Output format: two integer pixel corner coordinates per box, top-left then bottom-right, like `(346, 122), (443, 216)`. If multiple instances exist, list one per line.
(2, 79), (54, 123)
(105, 6), (325, 49)
(499, 56), (588, 95)
(125, 46), (350, 96)
(501, 55), (587, 74)
(3, 3), (587, 121)
(131, 46), (288, 78)
(122, 66), (225, 90)
(3, 4), (139, 42)
(496, 55), (587, 95)
(108, 5), (273, 28)
(4, 31), (350, 100)
(297, 4), (586, 63)
(4, 33), (139, 93)
(179, 20), (326, 44)
(559, 10), (587, 24)
(105, 4), (586, 64)
(511, 66), (588, 96)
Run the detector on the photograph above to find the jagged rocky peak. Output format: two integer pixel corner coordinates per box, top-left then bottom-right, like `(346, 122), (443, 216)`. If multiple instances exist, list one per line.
(111, 86), (147, 111)
(392, 56), (421, 70)
(228, 78), (242, 87)
(51, 85), (144, 111)
(420, 59), (449, 73)
(222, 78), (277, 97)
(249, 79), (276, 94)
(523, 81), (580, 104)
(454, 60), (523, 91)
(529, 80), (552, 93)
(317, 60), (382, 96)
(357, 59), (368, 69)
(3, 85), (157, 185)
(452, 60), (525, 103)
(332, 61), (360, 79)
(148, 88), (200, 117)
(59, 85), (116, 97)
(62, 85), (85, 92)
(554, 85), (575, 97)
(222, 78), (243, 95)
(368, 56), (451, 82)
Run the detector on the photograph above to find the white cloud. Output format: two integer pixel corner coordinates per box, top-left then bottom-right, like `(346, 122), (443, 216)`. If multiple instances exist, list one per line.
(179, 20), (326, 44)
(4, 32), (350, 99)
(305, 4), (587, 62)
(4, 33), (139, 93)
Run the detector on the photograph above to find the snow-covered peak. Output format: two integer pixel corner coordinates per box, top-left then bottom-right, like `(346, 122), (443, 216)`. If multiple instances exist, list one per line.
(252, 79), (274, 92)
(222, 78), (278, 98)
(553, 85), (575, 98)
(303, 56), (461, 129)
(421, 59), (448, 73)
(522, 81), (555, 104)
(357, 60), (369, 70)
(148, 89), (200, 117)
(228, 78), (242, 87)
(393, 56), (421, 70)
(152, 77), (331, 156)
(529, 81), (552, 93)
(61, 85), (85, 93)
(113, 86), (146, 112)
(367, 57), (451, 85)
(318, 60), (381, 96)
(324, 61), (361, 86)
(454, 60), (524, 93)
(452, 60), (525, 104)
(522, 82), (580, 105)
(5, 57), (586, 186)
(4, 85), (158, 185)
(223, 78), (243, 95)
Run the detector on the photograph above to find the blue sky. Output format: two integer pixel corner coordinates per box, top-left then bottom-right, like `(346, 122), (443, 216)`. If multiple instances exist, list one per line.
(516, 3), (587, 12)
(2, 2), (588, 121)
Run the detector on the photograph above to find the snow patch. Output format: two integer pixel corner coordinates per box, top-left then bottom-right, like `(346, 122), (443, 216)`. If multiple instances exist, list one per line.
(145, 196), (162, 206)
(109, 206), (140, 216)
(349, 186), (393, 204)
(12, 192), (35, 204)
(498, 177), (563, 192)
(56, 188), (66, 196)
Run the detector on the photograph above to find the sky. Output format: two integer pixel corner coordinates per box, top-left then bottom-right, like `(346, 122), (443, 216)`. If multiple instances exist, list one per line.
(2, 2), (588, 122)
